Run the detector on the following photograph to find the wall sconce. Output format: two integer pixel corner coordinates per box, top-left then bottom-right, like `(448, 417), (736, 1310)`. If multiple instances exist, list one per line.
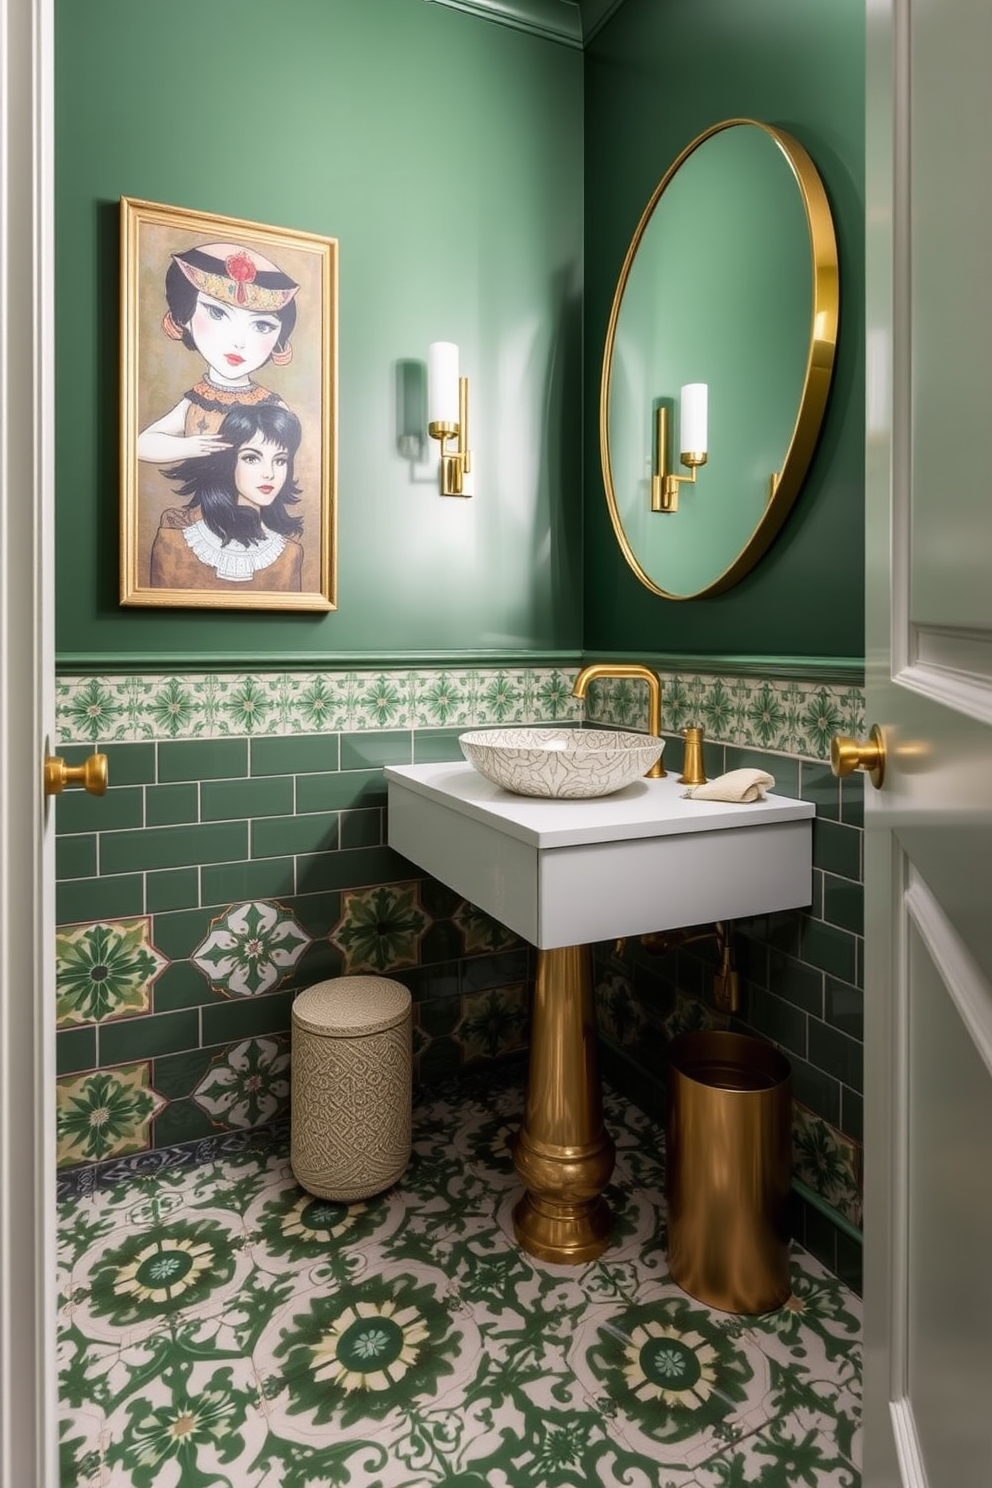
(427, 341), (472, 497)
(651, 382), (708, 512)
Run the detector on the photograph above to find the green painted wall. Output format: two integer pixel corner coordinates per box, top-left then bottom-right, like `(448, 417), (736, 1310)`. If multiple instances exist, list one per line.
(55, 0), (584, 664)
(582, 0), (865, 659)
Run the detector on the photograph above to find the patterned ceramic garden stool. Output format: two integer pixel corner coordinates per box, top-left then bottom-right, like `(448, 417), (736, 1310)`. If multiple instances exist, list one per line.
(290, 975), (412, 1201)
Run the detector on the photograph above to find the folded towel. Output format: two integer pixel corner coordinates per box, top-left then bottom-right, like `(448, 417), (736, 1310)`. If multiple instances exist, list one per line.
(683, 768), (775, 803)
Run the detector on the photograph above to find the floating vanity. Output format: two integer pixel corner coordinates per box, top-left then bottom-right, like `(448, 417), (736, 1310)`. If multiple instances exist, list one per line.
(385, 761), (814, 1264)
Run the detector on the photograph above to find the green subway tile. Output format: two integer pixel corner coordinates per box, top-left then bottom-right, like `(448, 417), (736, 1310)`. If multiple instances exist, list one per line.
(841, 1087), (864, 1144)
(402, 961), (461, 1003)
(251, 812), (338, 860)
(419, 995), (461, 1037)
(340, 731), (412, 771)
(152, 906), (222, 962)
(835, 1230), (863, 1296)
(840, 773), (864, 828)
(812, 819), (862, 882)
(56, 1026), (96, 1076)
(101, 821), (248, 875)
(153, 1047), (214, 1100)
(462, 950), (530, 994)
(146, 867), (200, 914)
(62, 743), (156, 787)
(146, 783), (199, 828)
(293, 937), (344, 989)
(201, 990), (294, 1045)
(823, 874), (864, 934)
(57, 874), (144, 925)
(808, 1018), (863, 1092)
(418, 1036), (462, 1082)
(413, 729), (468, 764)
(152, 1097), (217, 1147)
(809, 869), (824, 921)
(201, 775), (295, 822)
(295, 768), (386, 813)
(340, 808), (381, 850)
(768, 950), (824, 1017)
(153, 961), (216, 1012)
(200, 857), (295, 905)
(725, 747), (799, 798)
(790, 1056), (841, 1125)
(99, 1010), (200, 1065)
(100, 743), (157, 786)
(801, 918), (858, 983)
(251, 734), (339, 776)
(742, 990), (806, 1059)
(798, 1202), (838, 1276)
(295, 846), (412, 895)
(280, 890), (342, 940)
(56, 833), (97, 881)
(825, 976), (864, 1039)
(158, 738), (248, 783)
(799, 762), (841, 820)
(56, 785), (144, 836)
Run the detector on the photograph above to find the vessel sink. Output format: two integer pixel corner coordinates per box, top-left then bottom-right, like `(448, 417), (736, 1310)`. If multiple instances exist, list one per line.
(459, 726), (664, 799)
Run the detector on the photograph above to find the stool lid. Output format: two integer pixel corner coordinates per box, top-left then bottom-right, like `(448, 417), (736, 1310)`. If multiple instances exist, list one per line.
(293, 976), (411, 1037)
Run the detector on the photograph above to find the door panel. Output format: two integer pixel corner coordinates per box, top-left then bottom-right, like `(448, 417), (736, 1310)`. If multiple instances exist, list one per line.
(865, 0), (992, 1482)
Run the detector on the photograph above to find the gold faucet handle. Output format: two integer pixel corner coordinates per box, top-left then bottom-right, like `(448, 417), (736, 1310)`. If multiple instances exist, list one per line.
(44, 752), (109, 797)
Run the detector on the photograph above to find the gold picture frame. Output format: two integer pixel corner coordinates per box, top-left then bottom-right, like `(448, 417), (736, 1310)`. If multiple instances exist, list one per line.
(120, 197), (337, 610)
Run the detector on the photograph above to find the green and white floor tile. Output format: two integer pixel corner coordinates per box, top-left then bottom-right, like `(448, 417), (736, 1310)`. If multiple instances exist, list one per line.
(58, 1069), (861, 1487)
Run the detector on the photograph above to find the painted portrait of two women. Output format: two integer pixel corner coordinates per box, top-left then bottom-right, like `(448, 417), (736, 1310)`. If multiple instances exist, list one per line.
(120, 197), (337, 610)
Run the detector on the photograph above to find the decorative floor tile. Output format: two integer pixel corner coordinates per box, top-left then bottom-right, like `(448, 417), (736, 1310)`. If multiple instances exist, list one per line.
(58, 1068), (862, 1487)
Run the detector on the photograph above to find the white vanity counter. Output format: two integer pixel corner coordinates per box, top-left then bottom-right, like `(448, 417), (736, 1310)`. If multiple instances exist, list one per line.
(386, 762), (814, 950)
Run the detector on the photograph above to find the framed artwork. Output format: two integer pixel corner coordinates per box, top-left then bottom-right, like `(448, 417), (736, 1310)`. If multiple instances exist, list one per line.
(120, 197), (337, 610)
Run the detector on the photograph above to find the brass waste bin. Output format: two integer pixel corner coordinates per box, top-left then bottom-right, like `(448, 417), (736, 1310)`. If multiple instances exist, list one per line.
(665, 1030), (792, 1315)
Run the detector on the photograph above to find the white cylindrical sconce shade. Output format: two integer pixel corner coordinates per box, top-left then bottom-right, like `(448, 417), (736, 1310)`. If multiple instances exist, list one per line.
(428, 341), (460, 426)
(679, 383), (708, 454)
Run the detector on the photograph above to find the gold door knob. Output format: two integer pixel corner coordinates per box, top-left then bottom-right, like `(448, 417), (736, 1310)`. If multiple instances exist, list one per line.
(830, 725), (885, 790)
(43, 752), (109, 797)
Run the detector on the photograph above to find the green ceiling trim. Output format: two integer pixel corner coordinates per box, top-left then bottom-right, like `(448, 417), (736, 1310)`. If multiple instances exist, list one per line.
(422, 0), (583, 47)
(422, 0), (628, 48)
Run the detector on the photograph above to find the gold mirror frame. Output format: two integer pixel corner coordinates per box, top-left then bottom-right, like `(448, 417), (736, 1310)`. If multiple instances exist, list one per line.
(599, 118), (839, 601)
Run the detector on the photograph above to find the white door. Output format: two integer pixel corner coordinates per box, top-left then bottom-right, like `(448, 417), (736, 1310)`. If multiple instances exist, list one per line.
(863, 0), (992, 1483)
(0, 0), (57, 1482)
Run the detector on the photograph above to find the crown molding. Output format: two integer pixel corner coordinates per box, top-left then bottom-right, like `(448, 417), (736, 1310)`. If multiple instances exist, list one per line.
(421, 0), (629, 48)
(422, 0), (582, 48)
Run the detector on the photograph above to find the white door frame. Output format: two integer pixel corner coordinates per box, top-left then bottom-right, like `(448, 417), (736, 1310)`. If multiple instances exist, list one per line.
(0, 0), (57, 1483)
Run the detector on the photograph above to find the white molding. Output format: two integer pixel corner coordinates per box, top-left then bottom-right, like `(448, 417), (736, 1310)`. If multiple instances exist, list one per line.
(0, 0), (56, 1482)
(422, 0), (583, 47)
(899, 626), (992, 726)
(906, 869), (992, 1081)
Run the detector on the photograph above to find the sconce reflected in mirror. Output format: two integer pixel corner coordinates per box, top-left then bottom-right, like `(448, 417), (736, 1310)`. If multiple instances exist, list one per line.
(651, 383), (708, 513)
(601, 118), (839, 600)
(427, 341), (473, 497)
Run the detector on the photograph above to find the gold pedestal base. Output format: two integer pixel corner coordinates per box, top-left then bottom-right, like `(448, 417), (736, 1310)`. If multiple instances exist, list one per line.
(511, 944), (615, 1265)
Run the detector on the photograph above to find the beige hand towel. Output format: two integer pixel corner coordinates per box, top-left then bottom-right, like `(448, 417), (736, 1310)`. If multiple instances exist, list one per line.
(683, 768), (775, 803)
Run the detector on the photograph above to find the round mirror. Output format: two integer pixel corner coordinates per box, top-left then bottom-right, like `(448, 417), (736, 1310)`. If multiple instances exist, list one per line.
(600, 119), (839, 601)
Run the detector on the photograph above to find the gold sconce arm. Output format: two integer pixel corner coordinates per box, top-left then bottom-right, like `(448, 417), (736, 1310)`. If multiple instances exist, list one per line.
(650, 405), (707, 513)
(428, 375), (472, 497)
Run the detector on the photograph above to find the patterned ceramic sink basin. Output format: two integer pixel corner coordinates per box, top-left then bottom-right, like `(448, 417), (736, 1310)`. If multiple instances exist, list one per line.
(459, 727), (664, 799)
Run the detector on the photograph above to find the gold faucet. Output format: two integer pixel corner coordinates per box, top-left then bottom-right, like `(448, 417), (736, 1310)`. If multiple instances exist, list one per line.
(571, 663), (666, 778)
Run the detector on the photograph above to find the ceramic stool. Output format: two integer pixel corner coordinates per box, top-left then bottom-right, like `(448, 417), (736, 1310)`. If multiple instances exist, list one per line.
(290, 975), (412, 1201)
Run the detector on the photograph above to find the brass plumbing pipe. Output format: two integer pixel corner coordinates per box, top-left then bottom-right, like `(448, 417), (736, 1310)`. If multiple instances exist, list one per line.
(571, 663), (665, 778)
(615, 919), (740, 1014)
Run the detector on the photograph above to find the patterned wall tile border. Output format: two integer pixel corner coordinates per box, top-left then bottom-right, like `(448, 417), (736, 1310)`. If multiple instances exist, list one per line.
(57, 667), (865, 761)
